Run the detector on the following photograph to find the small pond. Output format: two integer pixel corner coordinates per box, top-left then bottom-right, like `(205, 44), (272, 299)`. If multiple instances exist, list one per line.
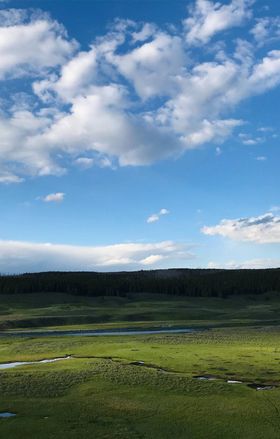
(0, 413), (16, 418)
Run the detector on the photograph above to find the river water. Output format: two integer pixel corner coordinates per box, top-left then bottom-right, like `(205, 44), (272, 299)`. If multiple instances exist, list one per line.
(0, 327), (198, 338)
(0, 356), (72, 370)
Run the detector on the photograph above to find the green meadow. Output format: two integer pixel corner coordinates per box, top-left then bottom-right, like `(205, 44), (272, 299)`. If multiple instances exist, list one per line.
(1, 291), (280, 330)
(1, 293), (280, 438)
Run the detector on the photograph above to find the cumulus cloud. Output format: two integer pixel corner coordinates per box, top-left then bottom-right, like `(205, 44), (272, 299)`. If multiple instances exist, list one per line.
(184, 0), (253, 45)
(0, 239), (193, 273)
(147, 208), (170, 223)
(35, 85), (181, 167)
(41, 192), (65, 202)
(0, 9), (77, 80)
(109, 31), (186, 100)
(202, 213), (280, 243)
(1, 2), (280, 181)
(34, 48), (97, 101)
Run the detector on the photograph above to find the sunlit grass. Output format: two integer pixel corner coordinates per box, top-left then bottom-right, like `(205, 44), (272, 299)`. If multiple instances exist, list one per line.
(1, 294), (280, 438)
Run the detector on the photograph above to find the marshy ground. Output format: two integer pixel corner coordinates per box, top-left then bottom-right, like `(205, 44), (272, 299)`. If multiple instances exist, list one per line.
(1, 292), (280, 438)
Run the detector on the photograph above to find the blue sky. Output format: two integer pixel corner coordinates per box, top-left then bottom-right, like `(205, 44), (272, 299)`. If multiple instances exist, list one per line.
(0, 0), (280, 272)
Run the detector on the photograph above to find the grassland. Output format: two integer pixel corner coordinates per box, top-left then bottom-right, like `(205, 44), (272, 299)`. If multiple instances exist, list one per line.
(1, 291), (280, 331)
(1, 292), (280, 438)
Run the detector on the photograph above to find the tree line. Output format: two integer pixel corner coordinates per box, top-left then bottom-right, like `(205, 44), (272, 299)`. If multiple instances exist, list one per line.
(0, 268), (279, 297)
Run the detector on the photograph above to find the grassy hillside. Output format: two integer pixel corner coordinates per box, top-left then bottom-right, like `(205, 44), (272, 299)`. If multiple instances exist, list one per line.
(1, 292), (280, 330)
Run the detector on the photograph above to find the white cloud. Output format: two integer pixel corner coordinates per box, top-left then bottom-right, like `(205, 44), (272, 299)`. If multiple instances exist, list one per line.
(131, 23), (157, 42)
(251, 17), (280, 46)
(0, 239), (193, 273)
(0, 109), (63, 180)
(208, 258), (280, 269)
(34, 48), (97, 102)
(147, 208), (170, 223)
(41, 192), (65, 203)
(241, 136), (263, 145)
(181, 119), (242, 147)
(0, 8), (27, 26)
(140, 254), (165, 265)
(35, 85), (182, 167)
(74, 157), (94, 168)
(159, 208), (169, 215)
(184, 0), (253, 45)
(0, 10), (77, 80)
(1, 3), (280, 181)
(109, 31), (186, 100)
(202, 213), (280, 243)
(0, 172), (23, 184)
(74, 155), (113, 169)
(247, 50), (280, 95)
(147, 214), (160, 224)
(255, 156), (267, 161)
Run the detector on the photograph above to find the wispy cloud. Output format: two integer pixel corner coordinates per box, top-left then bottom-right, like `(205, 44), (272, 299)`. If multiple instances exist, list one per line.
(239, 133), (264, 145)
(257, 126), (273, 133)
(270, 206), (280, 212)
(242, 138), (263, 145)
(147, 208), (170, 224)
(74, 157), (94, 169)
(74, 156), (114, 169)
(184, 0), (253, 45)
(41, 192), (65, 203)
(208, 258), (280, 269)
(251, 16), (280, 46)
(215, 146), (222, 156)
(0, 239), (194, 273)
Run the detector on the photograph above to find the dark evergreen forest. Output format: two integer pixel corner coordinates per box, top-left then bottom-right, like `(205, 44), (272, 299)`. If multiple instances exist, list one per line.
(0, 268), (279, 297)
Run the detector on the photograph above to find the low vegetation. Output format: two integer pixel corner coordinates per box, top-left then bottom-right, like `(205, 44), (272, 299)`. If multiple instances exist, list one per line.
(1, 292), (280, 438)
(1, 291), (280, 331)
